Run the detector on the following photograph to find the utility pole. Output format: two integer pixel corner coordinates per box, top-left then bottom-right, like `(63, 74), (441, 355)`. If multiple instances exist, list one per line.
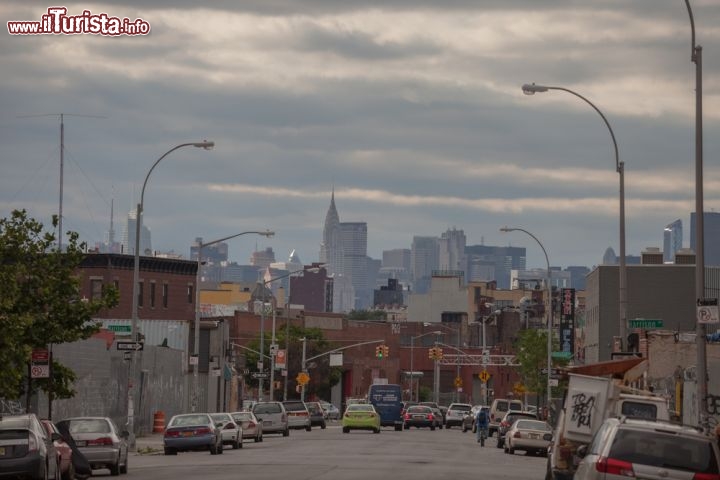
(300, 337), (307, 401)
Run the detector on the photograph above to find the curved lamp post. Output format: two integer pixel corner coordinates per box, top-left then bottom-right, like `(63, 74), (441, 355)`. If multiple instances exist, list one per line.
(500, 226), (552, 410)
(192, 229), (274, 412)
(129, 140), (213, 440)
(521, 83), (626, 352)
(684, 0), (707, 426)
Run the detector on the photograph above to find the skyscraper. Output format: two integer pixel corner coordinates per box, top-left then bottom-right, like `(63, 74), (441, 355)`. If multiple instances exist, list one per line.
(411, 236), (439, 293)
(121, 209), (151, 255)
(319, 189), (344, 276)
(341, 221), (369, 308)
(663, 219), (682, 263)
(690, 212), (720, 266)
(439, 227), (467, 280)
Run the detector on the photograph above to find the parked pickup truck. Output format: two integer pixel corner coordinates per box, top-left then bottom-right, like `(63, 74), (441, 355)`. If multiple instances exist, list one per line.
(546, 372), (669, 480)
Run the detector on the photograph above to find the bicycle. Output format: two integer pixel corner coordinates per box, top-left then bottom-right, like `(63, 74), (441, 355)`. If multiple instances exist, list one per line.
(477, 425), (488, 446)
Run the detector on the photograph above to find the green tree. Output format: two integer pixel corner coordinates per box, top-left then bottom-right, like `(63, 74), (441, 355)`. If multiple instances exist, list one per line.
(0, 210), (118, 400)
(514, 328), (550, 403)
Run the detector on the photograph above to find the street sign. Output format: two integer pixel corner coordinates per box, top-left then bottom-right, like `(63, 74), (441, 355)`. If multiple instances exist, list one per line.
(296, 372), (310, 385)
(540, 368), (561, 376)
(454, 376), (463, 388)
(697, 298), (719, 324)
(478, 370), (490, 383)
(189, 355), (199, 365)
(116, 341), (143, 351)
(551, 351), (572, 359)
(628, 319), (663, 329)
(107, 324), (132, 334)
(252, 372), (269, 379)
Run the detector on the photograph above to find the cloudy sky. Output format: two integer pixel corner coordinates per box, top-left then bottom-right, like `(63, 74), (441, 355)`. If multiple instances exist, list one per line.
(1, 1), (718, 271)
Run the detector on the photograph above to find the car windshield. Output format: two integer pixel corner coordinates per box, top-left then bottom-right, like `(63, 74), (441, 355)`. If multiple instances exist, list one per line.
(515, 420), (551, 431)
(283, 402), (306, 412)
(0, 417), (30, 429)
(347, 405), (373, 412)
(609, 429), (719, 473)
(254, 403), (281, 414)
(210, 414), (230, 423)
(232, 413), (251, 421)
(451, 405), (471, 411)
(169, 415), (209, 427)
(407, 406), (431, 413)
(66, 419), (110, 434)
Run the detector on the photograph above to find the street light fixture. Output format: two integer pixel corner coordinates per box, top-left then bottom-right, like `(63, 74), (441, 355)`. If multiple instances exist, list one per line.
(129, 140), (214, 441)
(410, 330), (443, 402)
(521, 82), (627, 351)
(500, 226), (552, 411)
(192, 229), (274, 412)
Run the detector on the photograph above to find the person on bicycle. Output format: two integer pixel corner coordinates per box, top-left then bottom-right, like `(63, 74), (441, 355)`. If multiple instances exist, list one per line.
(476, 407), (489, 445)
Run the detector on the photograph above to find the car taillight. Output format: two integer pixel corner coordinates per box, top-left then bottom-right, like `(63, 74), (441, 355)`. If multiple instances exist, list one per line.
(164, 430), (180, 438)
(88, 437), (114, 446)
(247, 422), (256, 428)
(694, 474), (720, 480)
(427, 414), (434, 420)
(596, 457), (634, 477)
(513, 432), (521, 438)
(194, 427), (212, 435)
(27, 433), (38, 452)
(404, 414), (410, 420)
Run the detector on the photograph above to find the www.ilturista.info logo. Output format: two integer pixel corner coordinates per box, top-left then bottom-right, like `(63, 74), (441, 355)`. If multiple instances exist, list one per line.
(7, 7), (151, 36)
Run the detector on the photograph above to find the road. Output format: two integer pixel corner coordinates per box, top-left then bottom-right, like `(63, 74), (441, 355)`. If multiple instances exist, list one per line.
(117, 423), (547, 480)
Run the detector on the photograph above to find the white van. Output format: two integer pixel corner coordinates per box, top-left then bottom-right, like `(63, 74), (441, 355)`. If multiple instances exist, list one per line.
(488, 398), (523, 436)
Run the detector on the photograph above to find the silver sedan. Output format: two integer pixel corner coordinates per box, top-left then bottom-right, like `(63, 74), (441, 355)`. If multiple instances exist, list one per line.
(503, 419), (552, 456)
(230, 411), (263, 443)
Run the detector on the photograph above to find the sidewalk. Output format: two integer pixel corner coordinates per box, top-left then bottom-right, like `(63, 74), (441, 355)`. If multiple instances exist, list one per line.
(133, 432), (164, 455)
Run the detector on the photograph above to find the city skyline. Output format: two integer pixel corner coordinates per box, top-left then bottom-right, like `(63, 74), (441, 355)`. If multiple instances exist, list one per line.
(1, 1), (718, 271)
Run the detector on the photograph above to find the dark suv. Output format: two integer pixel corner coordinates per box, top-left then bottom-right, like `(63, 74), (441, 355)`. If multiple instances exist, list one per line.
(305, 402), (327, 429)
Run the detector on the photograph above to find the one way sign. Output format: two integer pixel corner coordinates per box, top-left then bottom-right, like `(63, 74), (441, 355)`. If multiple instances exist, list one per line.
(116, 341), (144, 351)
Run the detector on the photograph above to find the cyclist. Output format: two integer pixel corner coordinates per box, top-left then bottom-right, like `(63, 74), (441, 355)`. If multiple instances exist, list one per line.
(476, 407), (489, 446)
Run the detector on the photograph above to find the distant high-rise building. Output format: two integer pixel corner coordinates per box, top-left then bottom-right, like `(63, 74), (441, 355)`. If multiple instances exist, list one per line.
(383, 248), (411, 271)
(191, 237), (229, 263)
(602, 247), (617, 265)
(663, 219), (683, 263)
(411, 236), (439, 293)
(439, 228), (467, 282)
(465, 244), (525, 290)
(690, 212), (720, 266)
(250, 247), (275, 269)
(341, 222), (369, 309)
(566, 266), (590, 290)
(121, 209), (151, 255)
(319, 189), (344, 276)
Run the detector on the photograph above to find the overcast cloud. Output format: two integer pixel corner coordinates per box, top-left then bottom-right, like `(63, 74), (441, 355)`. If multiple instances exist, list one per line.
(1, 1), (719, 270)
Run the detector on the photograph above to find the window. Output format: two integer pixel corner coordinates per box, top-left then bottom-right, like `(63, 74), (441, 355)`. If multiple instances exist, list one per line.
(162, 283), (168, 308)
(150, 282), (156, 308)
(90, 278), (103, 300)
(138, 281), (144, 307)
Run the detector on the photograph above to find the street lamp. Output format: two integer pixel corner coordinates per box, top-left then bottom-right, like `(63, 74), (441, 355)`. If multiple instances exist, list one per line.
(261, 266), (323, 402)
(410, 330), (443, 402)
(521, 82), (626, 351)
(500, 226), (552, 411)
(192, 230), (274, 412)
(684, 0), (707, 426)
(129, 140), (213, 441)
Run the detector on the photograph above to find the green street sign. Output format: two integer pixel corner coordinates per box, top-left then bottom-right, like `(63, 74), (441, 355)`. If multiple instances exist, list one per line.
(551, 351), (573, 359)
(107, 324), (132, 333)
(628, 319), (663, 329)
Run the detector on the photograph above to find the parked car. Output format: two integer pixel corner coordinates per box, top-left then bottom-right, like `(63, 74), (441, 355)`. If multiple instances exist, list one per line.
(209, 413), (242, 449)
(496, 411), (538, 449)
(462, 405), (489, 433)
(319, 401), (340, 420)
(55, 421), (92, 480)
(503, 419), (553, 456)
(403, 405), (438, 431)
(0, 413), (60, 480)
(489, 398), (524, 436)
(400, 401), (418, 418)
(444, 403), (472, 429)
(419, 402), (444, 429)
(41, 419), (74, 480)
(305, 402), (327, 429)
(342, 404), (380, 434)
(574, 417), (720, 480)
(230, 411), (263, 443)
(161, 413), (223, 455)
(252, 402), (289, 437)
(283, 401), (311, 431)
(56, 416), (129, 475)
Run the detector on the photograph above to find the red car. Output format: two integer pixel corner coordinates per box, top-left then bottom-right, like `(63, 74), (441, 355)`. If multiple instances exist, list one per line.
(41, 420), (74, 480)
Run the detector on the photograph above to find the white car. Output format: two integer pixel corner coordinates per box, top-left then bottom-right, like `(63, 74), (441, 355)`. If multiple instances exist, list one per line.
(503, 419), (552, 456)
(209, 413), (242, 449)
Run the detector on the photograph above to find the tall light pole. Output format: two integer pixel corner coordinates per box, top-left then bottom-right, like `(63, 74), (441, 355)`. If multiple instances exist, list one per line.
(192, 230), (274, 412)
(501, 227), (552, 410)
(410, 330), (443, 402)
(129, 140), (213, 442)
(521, 83), (626, 351)
(684, 0), (707, 425)
(261, 266), (323, 402)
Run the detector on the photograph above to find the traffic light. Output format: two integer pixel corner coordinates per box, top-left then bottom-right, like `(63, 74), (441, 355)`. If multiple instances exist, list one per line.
(375, 345), (383, 358)
(437, 348), (444, 359)
(428, 347), (436, 359)
(383, 345), (389, 358)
